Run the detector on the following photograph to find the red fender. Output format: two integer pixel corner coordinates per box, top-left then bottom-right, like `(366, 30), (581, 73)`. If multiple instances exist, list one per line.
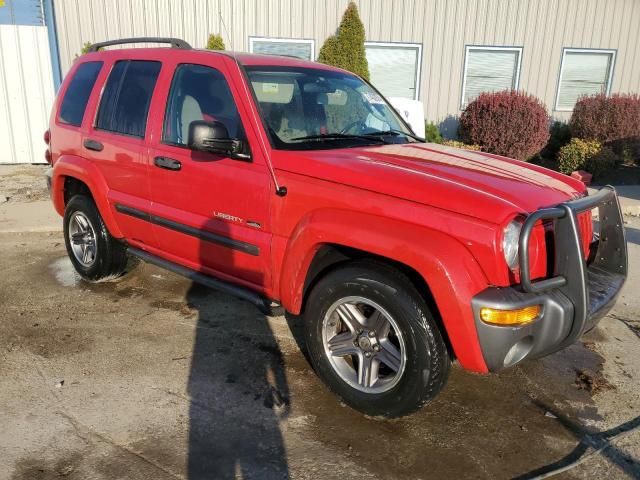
(278, 209), (490, 373)
(51, 155), (123, 238)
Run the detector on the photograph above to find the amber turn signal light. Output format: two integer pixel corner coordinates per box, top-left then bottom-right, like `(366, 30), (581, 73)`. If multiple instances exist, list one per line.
(480, 305), (541, 326)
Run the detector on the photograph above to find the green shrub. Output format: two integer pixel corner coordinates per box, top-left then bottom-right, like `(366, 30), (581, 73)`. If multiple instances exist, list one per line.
(544, 121), (571, 158)
(558, 138), (602, 174)
(206, 34), (225, 50)
(318, 2), (369, 80)
(442, 140), (482, 151)
(81, 42), (93, 54)
(76, 42), (99, 57)
(586, 146), (618, 179)
(620, 138), (640, 166)
(425, 122), (443, 143)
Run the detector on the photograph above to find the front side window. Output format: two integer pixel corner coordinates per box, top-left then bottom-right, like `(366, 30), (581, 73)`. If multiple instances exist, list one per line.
(246, 66), (413, 150)
(58, 61), (103, 126)
(163, 64), (245, 146)
(555, 49), (615, 111)
(461, 46), (522, 108)
(96, 60), (161, 137)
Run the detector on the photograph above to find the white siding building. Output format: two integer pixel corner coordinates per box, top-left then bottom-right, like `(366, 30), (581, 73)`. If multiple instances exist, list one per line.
(3, 0), (640, 162)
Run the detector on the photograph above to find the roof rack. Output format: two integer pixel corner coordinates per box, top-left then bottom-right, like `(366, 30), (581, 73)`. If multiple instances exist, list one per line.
(87, 37), (191, 52)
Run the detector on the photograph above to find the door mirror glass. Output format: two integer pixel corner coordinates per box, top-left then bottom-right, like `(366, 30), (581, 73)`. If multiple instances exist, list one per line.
(188, 120), (245, 156)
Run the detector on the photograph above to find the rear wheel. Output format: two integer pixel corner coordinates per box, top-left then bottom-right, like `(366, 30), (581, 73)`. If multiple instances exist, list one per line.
(63, 195), (133, 281)
(304, 261), (450, 417)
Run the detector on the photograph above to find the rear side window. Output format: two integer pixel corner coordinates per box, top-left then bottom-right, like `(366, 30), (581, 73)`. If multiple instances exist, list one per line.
(96, 60), (161, 138)
(58, 61), (103, 126)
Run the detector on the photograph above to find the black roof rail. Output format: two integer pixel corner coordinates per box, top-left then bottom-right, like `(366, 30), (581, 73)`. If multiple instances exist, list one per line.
(88, 37), (191, 52)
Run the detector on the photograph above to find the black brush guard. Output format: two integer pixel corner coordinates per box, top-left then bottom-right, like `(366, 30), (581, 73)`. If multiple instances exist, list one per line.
(471, 186), (627, 370)
(518, 186), (628, 341)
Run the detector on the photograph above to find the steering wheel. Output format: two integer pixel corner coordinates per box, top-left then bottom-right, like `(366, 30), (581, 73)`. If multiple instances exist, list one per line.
(340, 120), (369, 135)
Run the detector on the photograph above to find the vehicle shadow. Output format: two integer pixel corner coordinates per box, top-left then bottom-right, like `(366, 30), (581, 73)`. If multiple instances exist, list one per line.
(185, 217), (290, 479)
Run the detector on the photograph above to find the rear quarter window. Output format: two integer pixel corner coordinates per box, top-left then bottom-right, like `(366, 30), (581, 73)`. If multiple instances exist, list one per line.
(58, 61), (103, 126)
(95, 60), (161, 138)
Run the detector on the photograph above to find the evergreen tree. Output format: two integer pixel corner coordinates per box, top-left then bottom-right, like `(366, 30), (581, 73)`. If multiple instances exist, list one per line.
(318, 2), (369, 80)
(206, 34), (225, 50)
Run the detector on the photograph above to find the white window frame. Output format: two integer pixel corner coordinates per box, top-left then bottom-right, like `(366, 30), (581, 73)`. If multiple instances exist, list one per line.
(248, 36), (315, 60)
(460, 45), (523, 109)
(554, 47), (616, 112)
(364, 41), (423, 100)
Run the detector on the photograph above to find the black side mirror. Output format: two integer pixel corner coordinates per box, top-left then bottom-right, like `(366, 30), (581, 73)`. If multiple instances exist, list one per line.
(187, 120), (248, 159)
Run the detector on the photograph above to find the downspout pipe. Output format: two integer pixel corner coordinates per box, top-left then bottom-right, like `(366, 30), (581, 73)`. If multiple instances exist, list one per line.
(43, 0), (62, 90)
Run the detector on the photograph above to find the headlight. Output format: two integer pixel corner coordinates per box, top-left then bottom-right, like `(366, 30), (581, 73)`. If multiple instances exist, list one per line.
(503, 219), (523, 269)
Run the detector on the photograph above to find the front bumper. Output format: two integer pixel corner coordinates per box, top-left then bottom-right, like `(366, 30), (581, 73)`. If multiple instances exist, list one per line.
(472, 186), (628, 371)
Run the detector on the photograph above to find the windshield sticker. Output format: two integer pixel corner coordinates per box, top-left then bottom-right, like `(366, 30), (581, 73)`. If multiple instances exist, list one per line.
(361, 91), (385, 105)
(262, 82), (279, 93)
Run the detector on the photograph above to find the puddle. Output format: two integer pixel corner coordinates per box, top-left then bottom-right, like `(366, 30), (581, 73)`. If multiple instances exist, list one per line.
(282, 339), (608, 479)
(49, 257), (82, 287)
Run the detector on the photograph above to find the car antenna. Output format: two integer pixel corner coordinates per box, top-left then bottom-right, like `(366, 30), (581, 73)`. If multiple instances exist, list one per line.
(218, 7), (287, 197)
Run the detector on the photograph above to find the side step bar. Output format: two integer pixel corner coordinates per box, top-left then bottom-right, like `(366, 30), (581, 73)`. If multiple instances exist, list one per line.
(127, 247), (278, 315)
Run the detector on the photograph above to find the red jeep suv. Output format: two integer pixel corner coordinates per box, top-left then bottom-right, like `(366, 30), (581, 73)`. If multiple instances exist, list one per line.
(45, 38), (628, 417)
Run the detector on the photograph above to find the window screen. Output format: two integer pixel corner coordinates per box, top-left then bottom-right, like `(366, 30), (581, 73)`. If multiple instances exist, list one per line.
(58, 61), (103, 126)
(250, 38), (314, 60)
(556, 50), (614, 110)
(96, 60), (161, 137)
(462, 47), (521, 107)
(365, 44), (420, 99)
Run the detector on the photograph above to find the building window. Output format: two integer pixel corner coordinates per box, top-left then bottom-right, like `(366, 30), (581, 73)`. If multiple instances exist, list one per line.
(555, 48), (616, 111)
(249, 37), (314, 60)
(365, 42), (422, 100)
(461, 46), (522, 108)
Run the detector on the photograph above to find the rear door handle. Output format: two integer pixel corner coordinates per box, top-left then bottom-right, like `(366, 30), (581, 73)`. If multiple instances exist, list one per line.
(154, 156), (182, 171)
(83, 139), (103, 151)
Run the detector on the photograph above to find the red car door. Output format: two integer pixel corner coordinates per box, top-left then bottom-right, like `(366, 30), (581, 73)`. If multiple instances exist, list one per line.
(144, 56), (273, 294)
(82, 57), (162, 249)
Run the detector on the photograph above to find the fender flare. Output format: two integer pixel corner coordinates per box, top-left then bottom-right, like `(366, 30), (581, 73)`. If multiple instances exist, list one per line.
(279, 209), (490, 373)
(51, 155), (123, 238)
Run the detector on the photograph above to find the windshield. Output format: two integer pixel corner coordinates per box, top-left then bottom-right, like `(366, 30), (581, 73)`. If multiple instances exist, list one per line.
(245, 66), (417, 150)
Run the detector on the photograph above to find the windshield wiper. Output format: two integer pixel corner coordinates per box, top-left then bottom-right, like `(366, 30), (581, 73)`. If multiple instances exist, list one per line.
(290, 133), (387, 144)
(363, 129), (425, 142)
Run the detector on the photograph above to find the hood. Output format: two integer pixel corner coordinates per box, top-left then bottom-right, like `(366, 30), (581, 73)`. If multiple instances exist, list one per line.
(272, 142), (586, 223)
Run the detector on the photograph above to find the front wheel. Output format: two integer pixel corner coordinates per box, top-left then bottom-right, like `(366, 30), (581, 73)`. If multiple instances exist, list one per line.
(304, 261), (450, 418)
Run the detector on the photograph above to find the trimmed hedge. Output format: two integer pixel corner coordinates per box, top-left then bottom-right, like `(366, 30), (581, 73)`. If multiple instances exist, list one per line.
(558, 138), (601, 174)
(587, 146), (618, 179)
(318, 2), (369, 80)
(459, 90), (550, 160)
(557, 138), (617, 179)
(569, 93), (640, 145)
(544, 121), (572, 158)
(425, 122), (443, 143)
(442, 140), (482, 151)
(206, 34), (225, 50)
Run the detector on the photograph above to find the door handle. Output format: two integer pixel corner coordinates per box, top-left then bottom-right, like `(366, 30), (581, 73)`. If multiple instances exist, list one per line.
(83, 139), (103, 152)
(154, 156), (182, 171)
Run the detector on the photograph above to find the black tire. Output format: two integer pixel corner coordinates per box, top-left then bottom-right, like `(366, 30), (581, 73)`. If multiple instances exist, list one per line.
(63, 195), (133, 281)
(303, 261), (450, 417)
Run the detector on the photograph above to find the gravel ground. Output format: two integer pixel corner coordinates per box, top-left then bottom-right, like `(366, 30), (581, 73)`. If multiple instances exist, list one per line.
(0, 165), (50, 203)
(0, 169), (638, 480)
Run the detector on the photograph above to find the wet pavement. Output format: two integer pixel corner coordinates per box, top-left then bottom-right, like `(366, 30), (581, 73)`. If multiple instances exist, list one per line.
(1, 223), (640, 479)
